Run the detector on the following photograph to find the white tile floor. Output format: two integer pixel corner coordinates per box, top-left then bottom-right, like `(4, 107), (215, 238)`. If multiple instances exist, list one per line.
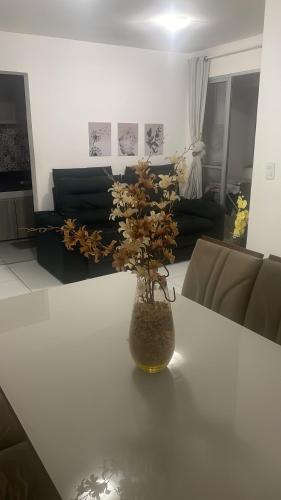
(0, 259), (189, 300)
(0, 239), (36, 265)
(0, 273), (30, 300)
(9, 260), (61, 291)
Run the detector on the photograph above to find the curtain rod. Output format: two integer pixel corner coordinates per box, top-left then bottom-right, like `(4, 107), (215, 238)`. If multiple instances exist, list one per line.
(205, 44), (262, 61)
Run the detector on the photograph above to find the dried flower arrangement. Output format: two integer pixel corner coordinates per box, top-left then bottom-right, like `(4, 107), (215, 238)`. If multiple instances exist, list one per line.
(33, 148), (192, 372)
(62, 151), (188, 304)
(35, 149), (189, 305)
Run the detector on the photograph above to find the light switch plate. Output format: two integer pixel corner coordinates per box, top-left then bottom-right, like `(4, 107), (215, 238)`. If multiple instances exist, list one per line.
(266, 163), (276, 180)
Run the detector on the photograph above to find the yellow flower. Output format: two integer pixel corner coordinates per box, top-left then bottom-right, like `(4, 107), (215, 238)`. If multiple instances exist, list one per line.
(232, 195), (249, 239)
(237, 196), (247, 210)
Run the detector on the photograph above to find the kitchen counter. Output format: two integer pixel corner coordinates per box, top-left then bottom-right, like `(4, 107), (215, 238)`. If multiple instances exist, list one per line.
(0, 171), (32, 194)
(0, 189), (32, 200)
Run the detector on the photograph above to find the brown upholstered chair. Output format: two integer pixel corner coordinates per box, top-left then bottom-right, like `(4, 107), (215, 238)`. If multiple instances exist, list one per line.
(181, 237), (263, 325)
(0, 441), (61, 499)
(0, 391), (25, 452)
(0, 390), (61, 499)
(244, 257), (281, 344)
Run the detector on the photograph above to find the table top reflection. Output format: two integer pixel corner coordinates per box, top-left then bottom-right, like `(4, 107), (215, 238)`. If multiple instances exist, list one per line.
(0, 272), (281, 500)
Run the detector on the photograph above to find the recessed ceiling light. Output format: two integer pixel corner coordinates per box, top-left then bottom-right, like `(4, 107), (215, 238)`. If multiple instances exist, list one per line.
(152, 13), (194, 32)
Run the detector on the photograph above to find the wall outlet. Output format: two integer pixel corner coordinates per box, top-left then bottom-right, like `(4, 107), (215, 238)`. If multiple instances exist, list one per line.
(265, 163), (276, 180)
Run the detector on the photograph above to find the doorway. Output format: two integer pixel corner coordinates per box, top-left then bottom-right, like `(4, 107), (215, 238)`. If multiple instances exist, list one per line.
(0, 72), (36, 264)
(202, 71), (260, 244)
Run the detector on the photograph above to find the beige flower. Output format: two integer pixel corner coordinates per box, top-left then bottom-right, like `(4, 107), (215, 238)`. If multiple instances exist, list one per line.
(158, 175), (173, 189)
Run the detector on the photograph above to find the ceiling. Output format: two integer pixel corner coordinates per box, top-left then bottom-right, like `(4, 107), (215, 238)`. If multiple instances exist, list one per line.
(0, 0), (265, 53)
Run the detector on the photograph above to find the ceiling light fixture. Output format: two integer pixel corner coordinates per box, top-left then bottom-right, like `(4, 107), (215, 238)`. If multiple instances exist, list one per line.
(152, 13), (194, 32)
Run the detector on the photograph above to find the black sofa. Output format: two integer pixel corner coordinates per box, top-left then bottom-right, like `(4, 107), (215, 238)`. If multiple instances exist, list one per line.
(35, 165), (224, 284)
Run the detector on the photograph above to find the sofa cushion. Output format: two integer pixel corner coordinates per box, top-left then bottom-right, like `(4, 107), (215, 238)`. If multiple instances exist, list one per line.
(56, 176), (112, 195)
(63, 208), (113, 226)
(99, 225), (120, 243)
(61, 192), (113, 210)
(125, 164), (175, 176)
(55, 176), (113, 212)
(53, 166), (112, 184)
(120, 176), (161, 204)
(123, 164), (179, 201)
(123, 164), (176, 184)
(176, 198), (224, 220)
(176, 232), (206, 249)
(175, 214), (214, 235)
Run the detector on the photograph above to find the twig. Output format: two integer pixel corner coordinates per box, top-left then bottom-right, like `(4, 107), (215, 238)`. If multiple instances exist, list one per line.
(152, 279), (176, 303)
(23, 226), (61, 233)
(162, 263), (170, 278)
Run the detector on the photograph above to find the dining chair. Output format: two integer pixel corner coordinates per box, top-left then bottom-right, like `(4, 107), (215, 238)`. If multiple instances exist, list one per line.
(244, 256), (281, 344)
(0, 441), (61, 499)
(181, 236), (263, 325)
(269, 254), (281, 263)
(0, 390), (25, 452)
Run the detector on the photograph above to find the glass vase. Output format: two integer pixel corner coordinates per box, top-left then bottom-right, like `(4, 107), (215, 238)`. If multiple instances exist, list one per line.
(129, 276), (175, 373)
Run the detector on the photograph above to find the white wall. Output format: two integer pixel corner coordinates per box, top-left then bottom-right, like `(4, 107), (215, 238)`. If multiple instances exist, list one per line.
(208, 36), (262, 78)
(188, 35), (263, 78)
(247, 0), (281, 255)
(0, 29), (264, 213)
(0, 31), (188, 210)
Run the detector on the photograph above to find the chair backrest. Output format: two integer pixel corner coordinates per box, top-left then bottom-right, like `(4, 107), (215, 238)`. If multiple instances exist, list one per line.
(202, 235), (263, 258)
(0, 390), (25, 451)
(269, 254), (281, 263)
(244, 258), (281, 344)
(182, 238), (263, 325)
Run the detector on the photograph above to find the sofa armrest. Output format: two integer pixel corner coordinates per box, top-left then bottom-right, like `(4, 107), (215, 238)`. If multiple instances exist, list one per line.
(34, 211), (90, 284)
(176, 198), (225, 240)
(34, 211), (65, 228)
(177, 198), (224, 221)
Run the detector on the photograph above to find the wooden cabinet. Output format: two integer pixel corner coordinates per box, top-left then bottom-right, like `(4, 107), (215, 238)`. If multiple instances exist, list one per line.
(0, 199), (18, 241)
(15, 196), (34, 239)
(0, 195), (34, 241)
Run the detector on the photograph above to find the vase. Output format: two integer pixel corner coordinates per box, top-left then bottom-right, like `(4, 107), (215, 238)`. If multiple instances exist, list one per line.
(129, 276), (175, 373)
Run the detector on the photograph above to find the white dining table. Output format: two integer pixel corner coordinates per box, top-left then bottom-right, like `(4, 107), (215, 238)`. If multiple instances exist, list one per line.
(0, 271), (281, 500)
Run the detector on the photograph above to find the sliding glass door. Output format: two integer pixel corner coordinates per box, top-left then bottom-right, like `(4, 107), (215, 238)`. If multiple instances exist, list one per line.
(202, 76), (232, 204)
(202, 71), (260, 211)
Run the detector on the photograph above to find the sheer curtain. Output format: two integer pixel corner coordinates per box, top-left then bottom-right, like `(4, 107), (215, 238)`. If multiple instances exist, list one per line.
(184, 57), (210, 199)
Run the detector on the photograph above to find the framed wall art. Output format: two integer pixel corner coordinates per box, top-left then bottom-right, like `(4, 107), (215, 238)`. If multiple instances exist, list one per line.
(118, 123), (138, 156)
(145, 124), (164, 155)
(88, 122), (111, 156)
